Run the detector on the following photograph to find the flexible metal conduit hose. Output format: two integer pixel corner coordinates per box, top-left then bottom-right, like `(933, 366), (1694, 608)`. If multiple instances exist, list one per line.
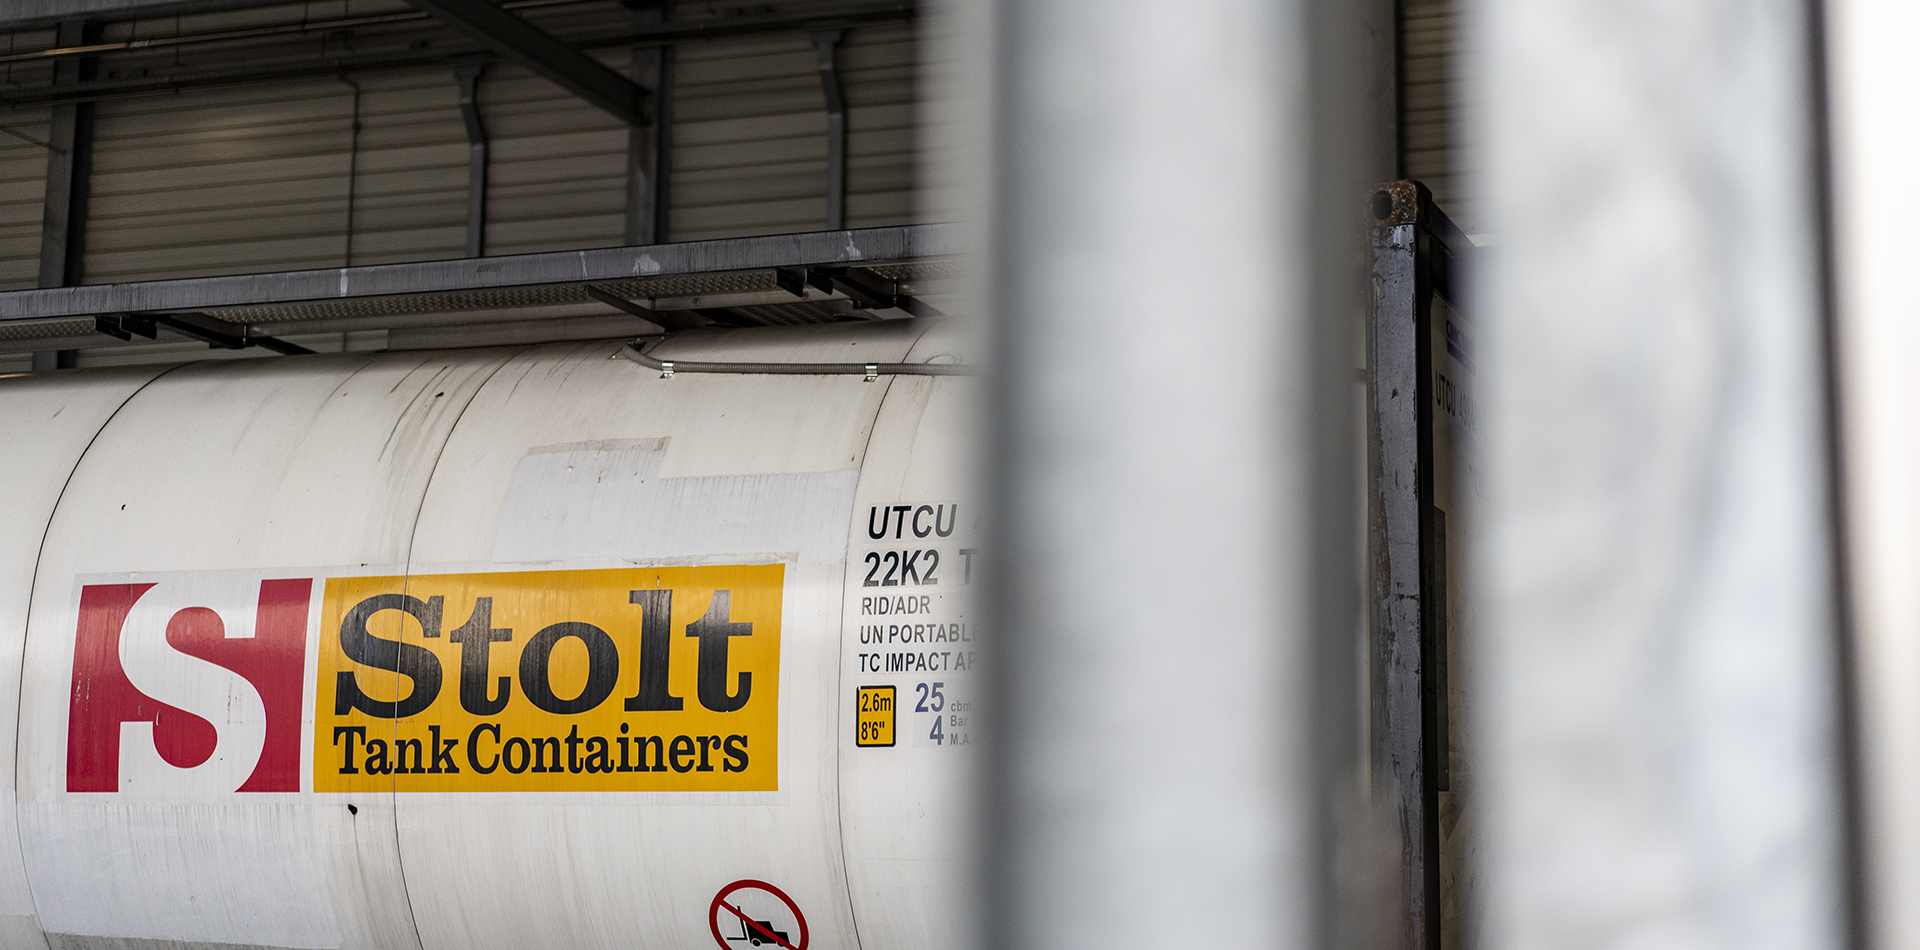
(620, 341), (977, 379)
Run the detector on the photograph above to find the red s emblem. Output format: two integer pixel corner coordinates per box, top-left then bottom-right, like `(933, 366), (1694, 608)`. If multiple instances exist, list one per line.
(66, 579), (310, 793)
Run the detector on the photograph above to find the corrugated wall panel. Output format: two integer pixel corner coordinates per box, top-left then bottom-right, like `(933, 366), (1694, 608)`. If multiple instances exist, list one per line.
(668, 16), (918, 241)
(1402, 0), (1473, 230)
(0, 106), (50, 291)
(670, 31), (828, 240)
(338, 71), (470, 266)
(84, 68), (470, 282)
(841, 21), (919, 228)
(8, 2), (930, 287)
(478, 56), (628, 258)
(82, 80), (356, 281)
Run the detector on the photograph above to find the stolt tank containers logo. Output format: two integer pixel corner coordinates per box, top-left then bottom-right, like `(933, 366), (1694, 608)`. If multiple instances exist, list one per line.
(64, 565), (784, 795)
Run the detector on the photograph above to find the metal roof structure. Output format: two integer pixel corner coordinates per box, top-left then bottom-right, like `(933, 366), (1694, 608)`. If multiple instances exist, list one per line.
(0, 0), (939, 366)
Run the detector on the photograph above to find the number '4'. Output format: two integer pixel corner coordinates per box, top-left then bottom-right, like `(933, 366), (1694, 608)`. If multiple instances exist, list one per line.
(914, 682), (947, 745)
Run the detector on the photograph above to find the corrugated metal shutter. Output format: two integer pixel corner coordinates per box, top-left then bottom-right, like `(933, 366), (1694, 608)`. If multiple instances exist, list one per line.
(83, 68), (470, 283)
(0, 104), (49, 291)
(1401, 0), (1474, 231)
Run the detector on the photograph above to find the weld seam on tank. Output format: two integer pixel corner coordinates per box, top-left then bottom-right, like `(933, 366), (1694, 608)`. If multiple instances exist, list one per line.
(619, 341), (976, 379)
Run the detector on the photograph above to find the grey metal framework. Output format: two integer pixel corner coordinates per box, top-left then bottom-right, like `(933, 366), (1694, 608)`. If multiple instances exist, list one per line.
(2, 0), (922, 365)
(0, 223), (960, 355)
(1368, 179), (1472, 950)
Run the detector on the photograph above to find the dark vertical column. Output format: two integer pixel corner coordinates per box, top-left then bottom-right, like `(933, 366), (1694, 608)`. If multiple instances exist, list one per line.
(34, 18), (99, 371)
(650, 39), (673, 244)
(340, 78), (362, 267)
(455, 65), (488, 258)
(812, 29), (846, 231)
(1410, 210), (1443, 950)
(626, 0), (676, 245)
(624, 2), (665, 245)
(1368, 180), (1432, 950)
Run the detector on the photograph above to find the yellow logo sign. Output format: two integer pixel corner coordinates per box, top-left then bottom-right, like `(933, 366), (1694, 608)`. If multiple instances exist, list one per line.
(313, 565), (782, 792)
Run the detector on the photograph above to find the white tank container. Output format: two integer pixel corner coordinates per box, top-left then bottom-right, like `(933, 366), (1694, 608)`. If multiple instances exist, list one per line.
(0, 319), (976, 950)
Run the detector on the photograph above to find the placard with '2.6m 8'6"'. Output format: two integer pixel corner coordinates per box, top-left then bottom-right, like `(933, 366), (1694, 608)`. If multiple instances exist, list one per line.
(315, 564), (782, 793)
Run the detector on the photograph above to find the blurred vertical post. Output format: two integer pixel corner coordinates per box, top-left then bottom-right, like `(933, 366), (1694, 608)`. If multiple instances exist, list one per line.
(1472, 1), (1852, 949)
(1828, 1), (1920, 947)
(983, 0), (1381, 949)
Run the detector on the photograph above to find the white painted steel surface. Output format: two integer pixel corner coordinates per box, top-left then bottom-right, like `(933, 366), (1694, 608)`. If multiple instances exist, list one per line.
(0, 367), (170, 949)
(19, 349), (508, 950)
(836, 320), (976, 950)
(0, 318), (971, 950)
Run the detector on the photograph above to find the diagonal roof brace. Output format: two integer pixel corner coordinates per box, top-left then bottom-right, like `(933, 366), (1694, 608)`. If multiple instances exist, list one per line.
(402, 0), (647, 126)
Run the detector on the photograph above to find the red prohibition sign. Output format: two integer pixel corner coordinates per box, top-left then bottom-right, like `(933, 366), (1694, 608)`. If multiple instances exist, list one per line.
(709, 879), (809, 950)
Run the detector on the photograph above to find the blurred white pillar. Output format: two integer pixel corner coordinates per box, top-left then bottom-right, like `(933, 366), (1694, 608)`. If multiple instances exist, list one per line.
(1828, 1), (1920, 947)
(1473, 0), (1850, 948)
(984, 0), (1382, 949)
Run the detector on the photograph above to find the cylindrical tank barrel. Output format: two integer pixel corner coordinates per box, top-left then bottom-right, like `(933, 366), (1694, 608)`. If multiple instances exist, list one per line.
(0, 319), (974, 950)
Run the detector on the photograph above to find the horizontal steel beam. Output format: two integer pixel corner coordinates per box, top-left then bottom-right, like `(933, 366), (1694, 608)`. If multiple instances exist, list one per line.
(2, 42), (505, 106)
(0, 0), (587, 63)
(590, 2), (913, 51)
(0, 0), (266, 31)
(402, 0), (645, 126)
(0, 0), (600, 31)
(0, 225), (960, 324)
(0, 1), (915, 107)
(94, 310), (316, 354)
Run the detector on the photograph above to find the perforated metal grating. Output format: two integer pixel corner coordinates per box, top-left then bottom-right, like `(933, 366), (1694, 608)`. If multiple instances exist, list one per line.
(210, 285), (596, 325)
(0, 319), (94, 342)
(204, 260), (961, 328)
(867, 258), (967, 287)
